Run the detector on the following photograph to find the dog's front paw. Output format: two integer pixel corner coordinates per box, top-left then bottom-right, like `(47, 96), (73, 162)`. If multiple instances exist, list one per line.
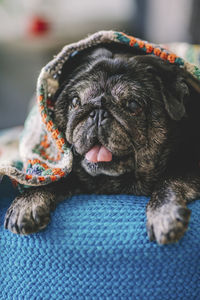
(4, 191), (54, 235)
(146, 203), (191, 245)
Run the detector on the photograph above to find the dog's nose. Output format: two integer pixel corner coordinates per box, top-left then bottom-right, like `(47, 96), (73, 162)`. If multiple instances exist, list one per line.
(89, 109), (110, 126)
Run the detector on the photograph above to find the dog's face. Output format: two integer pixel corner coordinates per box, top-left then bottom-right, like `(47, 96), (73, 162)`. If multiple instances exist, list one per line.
(54, 47), (189, 178)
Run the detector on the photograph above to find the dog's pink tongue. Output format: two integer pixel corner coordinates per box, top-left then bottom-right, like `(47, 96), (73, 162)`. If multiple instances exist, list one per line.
(85, 145), (112, 162)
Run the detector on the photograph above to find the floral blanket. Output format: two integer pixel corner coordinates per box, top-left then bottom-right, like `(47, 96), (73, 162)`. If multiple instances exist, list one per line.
(0, 32), (200, 188)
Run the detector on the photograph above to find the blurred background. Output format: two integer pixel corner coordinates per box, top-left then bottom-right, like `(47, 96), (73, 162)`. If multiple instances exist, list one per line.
(0, 0), (199, 129)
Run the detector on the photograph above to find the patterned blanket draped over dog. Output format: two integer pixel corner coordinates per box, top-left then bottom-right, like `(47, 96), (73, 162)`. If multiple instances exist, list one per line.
(0, 30), (200, 187)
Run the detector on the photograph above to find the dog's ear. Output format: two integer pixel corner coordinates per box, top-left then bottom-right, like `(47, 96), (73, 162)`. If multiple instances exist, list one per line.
(160, 74), (189, 121)
(138, 56), (190, 120)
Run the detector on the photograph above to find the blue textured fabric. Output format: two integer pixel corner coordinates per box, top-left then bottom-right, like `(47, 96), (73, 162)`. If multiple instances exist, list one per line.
(0, 178), (200, 300)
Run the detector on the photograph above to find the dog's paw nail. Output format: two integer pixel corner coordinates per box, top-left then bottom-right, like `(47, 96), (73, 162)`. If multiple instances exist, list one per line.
(10, 223), (20, 235)
(176, 207), (191, 220)
(19, 223), (34, 235)
(146, 224), (155, 241)
(4, 209), (13, 229)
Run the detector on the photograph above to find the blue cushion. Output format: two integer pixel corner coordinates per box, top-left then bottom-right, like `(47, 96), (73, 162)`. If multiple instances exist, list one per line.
(0, 177), (199, 300)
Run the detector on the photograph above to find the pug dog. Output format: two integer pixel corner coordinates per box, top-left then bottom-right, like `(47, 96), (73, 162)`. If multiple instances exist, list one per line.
(4, 45), (200, 244)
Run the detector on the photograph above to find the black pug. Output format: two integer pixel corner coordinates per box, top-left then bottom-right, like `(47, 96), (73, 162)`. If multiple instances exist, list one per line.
(5, 45), (200, 244)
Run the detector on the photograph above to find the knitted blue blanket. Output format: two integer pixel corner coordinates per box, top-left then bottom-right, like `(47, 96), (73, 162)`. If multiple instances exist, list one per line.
(0, 178), (199, 300)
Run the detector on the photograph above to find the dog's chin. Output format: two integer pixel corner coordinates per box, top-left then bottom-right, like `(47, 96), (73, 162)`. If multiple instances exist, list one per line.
(81, 155), (135, 177)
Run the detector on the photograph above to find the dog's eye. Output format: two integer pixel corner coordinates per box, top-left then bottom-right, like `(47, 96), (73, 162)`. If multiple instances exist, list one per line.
(71, 97), (80, 109)
(127, 100), (142, 113)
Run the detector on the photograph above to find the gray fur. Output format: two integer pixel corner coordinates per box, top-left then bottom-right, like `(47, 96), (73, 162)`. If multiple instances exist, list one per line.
(4, 47), (200, 244)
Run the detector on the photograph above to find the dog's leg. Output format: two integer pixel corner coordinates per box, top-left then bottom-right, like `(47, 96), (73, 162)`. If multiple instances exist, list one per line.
(146, 175), (200, 244)
(4, 186), (59, 235)
(4, 176), (78, 235)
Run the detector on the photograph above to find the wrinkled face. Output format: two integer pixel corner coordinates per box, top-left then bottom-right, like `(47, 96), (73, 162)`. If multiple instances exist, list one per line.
(54, 48), (185, 177)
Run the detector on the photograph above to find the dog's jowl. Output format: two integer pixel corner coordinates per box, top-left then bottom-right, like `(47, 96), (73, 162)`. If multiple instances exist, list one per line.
(4, 44), (200, 245)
